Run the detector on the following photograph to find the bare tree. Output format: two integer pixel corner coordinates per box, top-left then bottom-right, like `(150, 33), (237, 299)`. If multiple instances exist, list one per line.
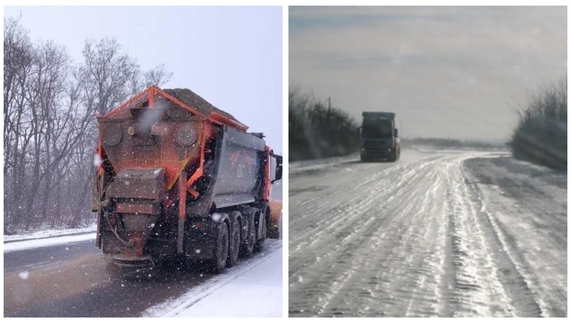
(144, 64), (173, 88)
(511, 76), (567, 170)
(128, 64), (173, 96)
(4, 17), (35, 232)
(4, 19), (174, 233)
(79, 38), (139, 115)
(289, 85), (358, 161)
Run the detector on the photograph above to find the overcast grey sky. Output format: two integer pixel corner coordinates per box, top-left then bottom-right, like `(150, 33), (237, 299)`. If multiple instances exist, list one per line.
(290, 6), (567, 141)
(4, 6), (283, 153)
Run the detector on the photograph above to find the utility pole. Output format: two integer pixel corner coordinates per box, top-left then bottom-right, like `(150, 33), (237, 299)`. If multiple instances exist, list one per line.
(327, 97), (332, 124)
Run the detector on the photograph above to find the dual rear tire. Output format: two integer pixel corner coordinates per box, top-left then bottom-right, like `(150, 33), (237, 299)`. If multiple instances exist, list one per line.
(211, 221), (229, 273)
(228, 216), (241, 267)
(240, 213), (256, 258)
(211, 209), (267, 273)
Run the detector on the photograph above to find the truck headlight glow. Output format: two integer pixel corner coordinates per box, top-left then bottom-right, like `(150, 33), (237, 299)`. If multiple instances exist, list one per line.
(175, 123), (197, 146)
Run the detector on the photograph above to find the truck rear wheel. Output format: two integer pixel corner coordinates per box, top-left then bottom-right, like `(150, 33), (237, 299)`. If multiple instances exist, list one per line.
(227, 216), (241, 267)
(388, 149), (397, 162)
(254, 213), (268, 253)
(211, 222), (229, 273)
(239, 208), (257, 258)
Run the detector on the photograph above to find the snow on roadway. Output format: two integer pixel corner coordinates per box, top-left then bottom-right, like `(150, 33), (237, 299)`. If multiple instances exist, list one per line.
(144, 245), (283, 317)
(463, 156), (567, 317)
(4, 226), (283, 317)
(289, 148), (566, 317)
(3, 224), (96, 243)
(4, 230), (96, 253)
(290, 153), (359, 174)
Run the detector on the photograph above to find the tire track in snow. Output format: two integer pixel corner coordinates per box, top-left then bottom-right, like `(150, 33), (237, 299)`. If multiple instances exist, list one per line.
(463, 158), (566, 317)
(290, 152), (555, 317)
(333, 164), (447, 317)
(461, 165), (550, 316)
(289, 158), (440, 281)
(441, 161), (514, 316)
(290, 156), (451, 316)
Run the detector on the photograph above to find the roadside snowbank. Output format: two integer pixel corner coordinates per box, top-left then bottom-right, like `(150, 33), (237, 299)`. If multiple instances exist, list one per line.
(290, 154), (359, 174)
(144, 245), (283, 317)
(4, 224), (97, 254)
(3, 232), (95, 253)
(4, 224), (96, 243)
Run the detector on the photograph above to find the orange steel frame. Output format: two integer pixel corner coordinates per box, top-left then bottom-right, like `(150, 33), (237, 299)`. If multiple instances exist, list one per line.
(262, 146), (272, 201)
(98, 85), (251, 195)
(104, 86), (249, 132)
(96, 85), (275, 255)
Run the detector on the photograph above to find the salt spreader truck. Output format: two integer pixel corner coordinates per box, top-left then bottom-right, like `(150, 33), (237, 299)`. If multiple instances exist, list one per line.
(357, 112), (400, 162)
(92, 86), (282, 273)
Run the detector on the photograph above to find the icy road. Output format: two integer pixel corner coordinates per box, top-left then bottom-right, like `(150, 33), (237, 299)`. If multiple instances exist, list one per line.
(289, 148), (566, 317)
(4, 231), (282, 317)
(5, 183), (283, 318)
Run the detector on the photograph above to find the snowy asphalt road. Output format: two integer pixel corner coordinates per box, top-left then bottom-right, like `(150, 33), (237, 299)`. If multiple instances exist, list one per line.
(4, 239), (98, 272)
(4, 238), (281, 317)
(4, 238), (210, 317)
(288, 149), (566, 317)
(5, 178), (283, 317)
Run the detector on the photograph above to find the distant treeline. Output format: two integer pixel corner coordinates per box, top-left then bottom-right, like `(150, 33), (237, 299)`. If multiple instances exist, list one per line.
(289, 86), (508, 162)
(510, 77), (567, 170)
(401, 137), (506, 150)
(289, 87), (359, 161)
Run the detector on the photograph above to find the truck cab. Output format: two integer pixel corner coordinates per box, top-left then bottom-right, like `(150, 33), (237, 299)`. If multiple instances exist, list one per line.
(357, 112), (400, 162)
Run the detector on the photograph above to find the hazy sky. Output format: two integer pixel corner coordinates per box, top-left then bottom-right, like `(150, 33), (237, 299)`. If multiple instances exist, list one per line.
(290, 6), (567, 141)
(3, 6), (283, 153)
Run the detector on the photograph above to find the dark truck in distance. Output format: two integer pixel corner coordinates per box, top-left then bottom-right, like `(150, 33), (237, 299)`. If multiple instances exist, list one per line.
(357, 112), (400, 162)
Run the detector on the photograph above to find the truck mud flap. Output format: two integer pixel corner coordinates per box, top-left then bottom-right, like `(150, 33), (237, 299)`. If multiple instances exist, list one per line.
(113, 254), (154, 268)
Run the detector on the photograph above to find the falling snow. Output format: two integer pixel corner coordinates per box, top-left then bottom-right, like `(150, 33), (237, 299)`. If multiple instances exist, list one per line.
(18, 271), (30, 280)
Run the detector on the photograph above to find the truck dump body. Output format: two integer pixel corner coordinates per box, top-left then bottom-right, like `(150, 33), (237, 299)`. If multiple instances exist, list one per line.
(93, 86), (281, 272)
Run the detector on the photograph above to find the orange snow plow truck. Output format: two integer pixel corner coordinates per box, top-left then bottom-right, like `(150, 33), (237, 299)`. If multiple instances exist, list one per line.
(92, 86), (282, 273)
